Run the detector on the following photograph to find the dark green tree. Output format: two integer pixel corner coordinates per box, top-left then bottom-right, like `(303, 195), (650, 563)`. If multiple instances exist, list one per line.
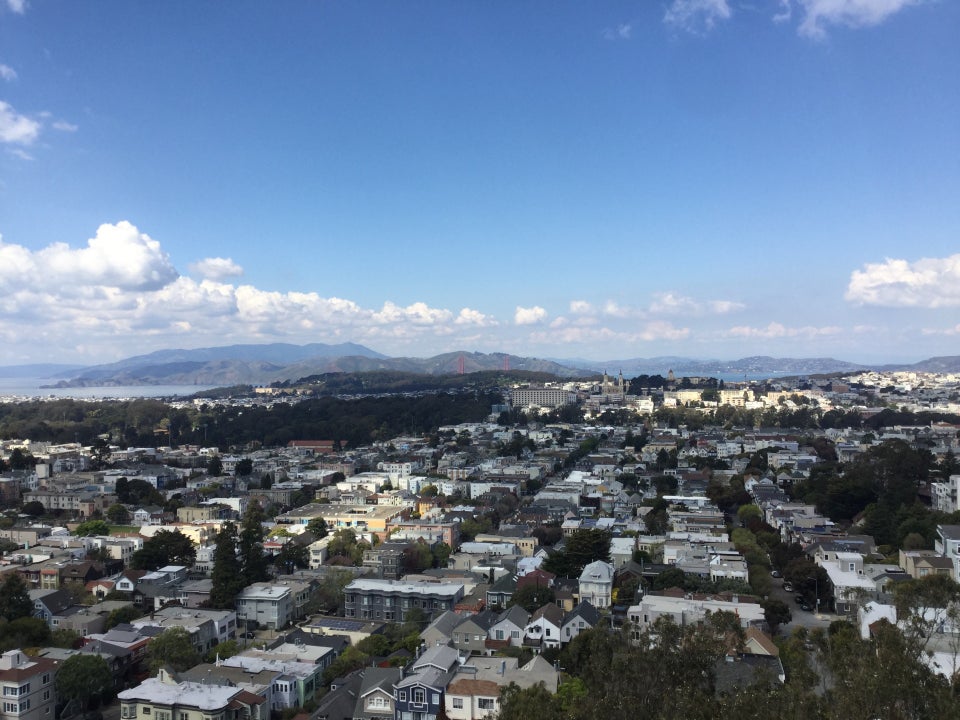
(0, 573), (33, 621)
(106, 504), (131, 524)
(306, 517), (329, 539)
(74, 519), (111, 537)
(0, 616), (51, 650)
(276, 539), (309, 573)
(239, 500), (269, 585)
(147, 626), (201, 674)
(508, 584), (556, 613)
(234, 458), (253, 477)
(131, 529), (196, 570)
(104, 605), (142, 630)
(21, 501), (45, 517)
(56, 654), (113, 711)
(207, 455), (223, 476)
(210, 522), (244, 609)
(762, 599), (792, 635)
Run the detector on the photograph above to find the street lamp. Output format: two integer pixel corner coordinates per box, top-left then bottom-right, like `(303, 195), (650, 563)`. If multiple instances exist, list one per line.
(808, 574), (820, 615)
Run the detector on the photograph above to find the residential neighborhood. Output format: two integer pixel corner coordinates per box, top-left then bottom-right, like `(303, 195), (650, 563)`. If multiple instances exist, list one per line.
(0, 367), (959, 719)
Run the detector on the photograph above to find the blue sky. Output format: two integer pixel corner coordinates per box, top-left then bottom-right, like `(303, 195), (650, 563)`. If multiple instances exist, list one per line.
(1, 0), (958, 366)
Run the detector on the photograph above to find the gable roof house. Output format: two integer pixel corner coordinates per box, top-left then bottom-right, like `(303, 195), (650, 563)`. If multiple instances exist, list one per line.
(420, 610), (462, 649)
(523, 603), (565, 650)
(578, 560), (614, 609)
(452, 609), (498, 656)
(561, 601), (600, 644)
(352, 666), (401, 720)
(488, 605), (530, 649)
(395, 667), (451, 720)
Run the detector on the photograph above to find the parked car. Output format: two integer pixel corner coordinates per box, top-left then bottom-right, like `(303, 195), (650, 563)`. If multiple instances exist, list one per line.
(783, 581), (793, 592)
(799, 602), (813, 612)
(771, 569), (782, 578)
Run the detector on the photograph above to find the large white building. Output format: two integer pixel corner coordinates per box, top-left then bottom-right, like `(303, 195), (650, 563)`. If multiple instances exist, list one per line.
(510, 387), (576, 410)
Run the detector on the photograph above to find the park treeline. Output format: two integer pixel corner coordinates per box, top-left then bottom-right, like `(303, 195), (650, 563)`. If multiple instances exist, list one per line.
(0, 390), (501, 449)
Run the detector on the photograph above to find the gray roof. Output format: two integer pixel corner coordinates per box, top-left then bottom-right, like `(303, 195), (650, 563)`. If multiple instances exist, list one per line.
(412, 644), (459, 673)
(496, 604), (530, 628)
(421, 610), (461, 641)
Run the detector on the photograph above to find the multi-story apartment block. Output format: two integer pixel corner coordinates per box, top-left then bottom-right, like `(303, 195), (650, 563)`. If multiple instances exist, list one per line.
(235, 583), (294, 630)
(343, 579), (464, 622)
(0, 650), (57, 720)
(21, 490), (112, 518)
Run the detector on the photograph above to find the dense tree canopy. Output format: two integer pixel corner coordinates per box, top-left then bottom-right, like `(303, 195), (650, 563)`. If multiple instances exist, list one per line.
(0, 573), (33, 621)
(57, 654), (113, 710)
(147, 627), (201, 674)
(131, 529), (196, 570)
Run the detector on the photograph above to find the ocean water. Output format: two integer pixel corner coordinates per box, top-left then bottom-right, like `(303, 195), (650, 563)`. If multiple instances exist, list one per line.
(0, 377), (217, 400)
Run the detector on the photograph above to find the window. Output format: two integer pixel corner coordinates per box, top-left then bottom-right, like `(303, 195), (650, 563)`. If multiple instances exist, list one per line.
(478, 698), (496, 710)
(412, 688), (426, 704)
(143, 708), (151, 715)
(398, 692), (406, 701)
(42, 674), (50, 685)
(452, 698), (464, 709)
(180, 713), (189, 720)
(43, 691), (50, 701)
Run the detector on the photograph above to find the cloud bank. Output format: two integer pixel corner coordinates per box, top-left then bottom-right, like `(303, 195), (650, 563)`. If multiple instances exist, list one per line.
(846, 254), (960, 308)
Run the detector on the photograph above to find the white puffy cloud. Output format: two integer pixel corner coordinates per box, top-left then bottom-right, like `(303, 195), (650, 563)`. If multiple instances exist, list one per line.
(455, 308), (498, 327)
(0, 222), (516, 362)
(189, 257), (244, 280)
(794, 0), (923, 39)
(603, 300), (644, 319)
(0, 222), (178, 291)
(42, 221), (179, 290)
(52, 120), (78, 132)
(725, 322), (842, 339)
(569, 300), (594, 315)
(649, 292), (699, 315)
(5, 0), (25, 14)
(664, 0), (732, 33)
(0, 101), (39, 145)
(845, 254), (960, 308)
(514, 306), (547, 325)
(0, 64), (16, 81)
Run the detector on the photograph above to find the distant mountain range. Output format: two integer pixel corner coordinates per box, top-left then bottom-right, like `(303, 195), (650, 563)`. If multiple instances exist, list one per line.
(2, 343), (958, 388)
(25, 344), (591, 388)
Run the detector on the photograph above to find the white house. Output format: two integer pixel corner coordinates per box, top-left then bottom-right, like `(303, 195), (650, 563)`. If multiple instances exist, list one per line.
(578, 560), (614, 609)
